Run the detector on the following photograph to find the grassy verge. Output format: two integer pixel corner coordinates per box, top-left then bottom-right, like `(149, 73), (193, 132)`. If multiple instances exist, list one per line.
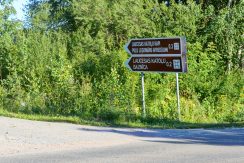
(0, 108), (107, 126)
(0, 108), (244, 129)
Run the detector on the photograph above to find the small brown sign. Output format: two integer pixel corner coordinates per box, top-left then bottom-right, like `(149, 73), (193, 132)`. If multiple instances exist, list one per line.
(125, 38), (186, 56)
(125, 56), (187, 73)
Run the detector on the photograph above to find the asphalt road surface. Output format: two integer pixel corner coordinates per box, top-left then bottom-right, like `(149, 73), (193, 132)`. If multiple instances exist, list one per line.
(1, 116), (244, 163)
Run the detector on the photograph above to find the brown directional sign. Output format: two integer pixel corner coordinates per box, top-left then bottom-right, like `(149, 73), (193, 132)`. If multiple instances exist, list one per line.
(125, 37), (186, 56)
(125, 56), (188, 73)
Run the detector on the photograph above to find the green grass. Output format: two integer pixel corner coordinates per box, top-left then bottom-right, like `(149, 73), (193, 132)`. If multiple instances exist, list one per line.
(0, 108), (104, 126)
(0, 108), (244, 129)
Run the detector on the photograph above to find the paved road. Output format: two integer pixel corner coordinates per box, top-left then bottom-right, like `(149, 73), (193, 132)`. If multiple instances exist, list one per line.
(1, 116), (244, 163)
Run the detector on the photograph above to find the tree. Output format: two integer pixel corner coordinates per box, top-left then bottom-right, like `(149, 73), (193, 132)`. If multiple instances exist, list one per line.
(0, 0), (20, 80)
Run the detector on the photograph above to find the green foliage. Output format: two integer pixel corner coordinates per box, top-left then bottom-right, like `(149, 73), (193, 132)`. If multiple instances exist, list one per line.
(199, 0), (244, 70)
(0, 0), (243, 124)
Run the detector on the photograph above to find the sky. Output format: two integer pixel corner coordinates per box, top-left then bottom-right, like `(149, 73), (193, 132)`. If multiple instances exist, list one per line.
(12, 0), (28, 20)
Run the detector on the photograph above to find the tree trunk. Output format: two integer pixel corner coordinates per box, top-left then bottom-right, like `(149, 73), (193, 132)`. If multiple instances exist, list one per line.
(238, 45), (243, 69)
(228, 0), (233, 7)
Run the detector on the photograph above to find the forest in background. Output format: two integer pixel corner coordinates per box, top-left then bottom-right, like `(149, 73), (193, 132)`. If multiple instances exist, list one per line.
(0, 0), (243, 124)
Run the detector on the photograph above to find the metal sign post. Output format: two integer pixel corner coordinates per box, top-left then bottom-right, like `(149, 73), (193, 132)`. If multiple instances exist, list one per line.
(176, 73), (181, 121)
(124, 37), (187, 121)
(141, 72), (146, 118)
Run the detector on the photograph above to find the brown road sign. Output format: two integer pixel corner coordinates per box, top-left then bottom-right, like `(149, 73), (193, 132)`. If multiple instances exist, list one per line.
(125, 37), (186, 56)
(125, 56), (188, 73)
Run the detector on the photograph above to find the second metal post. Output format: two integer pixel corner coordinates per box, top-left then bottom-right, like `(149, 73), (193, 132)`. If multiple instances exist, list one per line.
(176, 73), (181, 121)
(141, 72), (146, 118)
